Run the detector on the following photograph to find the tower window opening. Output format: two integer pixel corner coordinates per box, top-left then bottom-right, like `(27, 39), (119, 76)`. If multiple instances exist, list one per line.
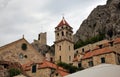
(59, 56), (61, 62)
(59, 46), (61, 51)
(62, 31), (64, 36)
(69, 56), (71, 61)
(57, 33), (59, 36)
(69, 46), (70, 50)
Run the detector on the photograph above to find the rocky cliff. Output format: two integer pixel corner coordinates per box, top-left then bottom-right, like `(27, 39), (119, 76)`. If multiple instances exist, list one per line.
(74, 0), (120, 43)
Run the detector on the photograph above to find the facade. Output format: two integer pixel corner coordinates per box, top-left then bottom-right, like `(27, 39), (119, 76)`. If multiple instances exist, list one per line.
(73, 38), (120, 68)
(0, 37), (45, 77)
(54, 17), (74, 64)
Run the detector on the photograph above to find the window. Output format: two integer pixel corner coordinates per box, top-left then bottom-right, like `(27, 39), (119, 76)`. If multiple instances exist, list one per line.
(59, 56), (61, 62)
(19, 53), (24, 59)
(69, 56), (71, 61)
(82, 48), (84, 52)
(50, 57), (53, 62)
(88, 61), (93, 67)
(21, 43), (27, 50)
(57, 33), (59, 36)
(32, 65), (37, 73)
(59, 46), (61, 51)
(38, 34), (40, 40)
(66, 32), (68, 37)
(99, 45), (103, 49)
(69, 46), (70, 50)
(76, 51), (78, 54)
(101, 57), (105, 63)
(62, 31), (64, 36)
(109, 41), (113, 46)
(78, 63), (82, 68)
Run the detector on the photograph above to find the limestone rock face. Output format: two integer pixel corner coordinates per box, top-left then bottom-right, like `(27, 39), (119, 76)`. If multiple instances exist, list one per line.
(74, 0), (120, 43)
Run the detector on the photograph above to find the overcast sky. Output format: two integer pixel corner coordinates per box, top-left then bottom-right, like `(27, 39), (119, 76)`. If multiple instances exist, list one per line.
(0, 0), (107, 46)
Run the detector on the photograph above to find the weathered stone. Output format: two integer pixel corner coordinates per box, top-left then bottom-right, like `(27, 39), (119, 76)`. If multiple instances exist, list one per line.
(74, 0), (120, 43)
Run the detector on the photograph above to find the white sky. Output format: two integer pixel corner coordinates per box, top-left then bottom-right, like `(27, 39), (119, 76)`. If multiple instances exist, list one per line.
(0, 0), (107, 46)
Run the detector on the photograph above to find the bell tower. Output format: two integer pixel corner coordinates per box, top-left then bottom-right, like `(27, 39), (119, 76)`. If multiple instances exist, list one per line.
(54, 17), (74, 64)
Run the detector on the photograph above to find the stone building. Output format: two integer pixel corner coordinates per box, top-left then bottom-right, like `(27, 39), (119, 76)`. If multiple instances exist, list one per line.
(0, 65), (9, 77)
(0, 37), (69, 77)
(73, 38), (120, 68)
(54, 17), (74, 64)
(22, 60), (69, 77)
(0, 37), (44, 76)
(32, 32), (55, 62)
(38, 32), (47, 45)
(0, 37), (44, 64)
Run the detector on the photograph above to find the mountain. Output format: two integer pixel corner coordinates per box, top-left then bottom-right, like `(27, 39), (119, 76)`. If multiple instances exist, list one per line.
(74, 0), (120, 43)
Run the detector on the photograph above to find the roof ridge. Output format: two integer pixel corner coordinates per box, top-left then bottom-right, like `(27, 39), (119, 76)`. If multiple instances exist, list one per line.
(0, 38), (26, 51)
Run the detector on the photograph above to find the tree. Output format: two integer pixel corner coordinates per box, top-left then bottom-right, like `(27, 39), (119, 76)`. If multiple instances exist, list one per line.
(8, 68), (21, 77)
(57, 62), (84, 73)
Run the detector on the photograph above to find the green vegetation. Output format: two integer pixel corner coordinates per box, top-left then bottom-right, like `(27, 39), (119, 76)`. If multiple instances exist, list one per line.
(57, 62), (84, 73)
(8, 68), (21, 77)
(74, 34), (105, 49)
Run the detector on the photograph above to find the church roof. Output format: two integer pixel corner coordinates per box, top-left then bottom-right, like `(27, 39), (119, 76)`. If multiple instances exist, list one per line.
(56, 17), (71, 28)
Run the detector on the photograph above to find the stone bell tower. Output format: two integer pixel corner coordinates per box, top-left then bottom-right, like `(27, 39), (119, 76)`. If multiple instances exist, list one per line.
(54, 17), (74, 64)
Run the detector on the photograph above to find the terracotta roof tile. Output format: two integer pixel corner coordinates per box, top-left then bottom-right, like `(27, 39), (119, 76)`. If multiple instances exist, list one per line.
(22, 60), (69, 76)
(38, 60), (66, 71)
(57, 17), (70, 27)
(82, 47), (113, 59)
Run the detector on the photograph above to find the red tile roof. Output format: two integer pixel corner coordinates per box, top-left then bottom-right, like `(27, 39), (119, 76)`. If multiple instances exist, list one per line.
(39, 60), (66, 70)
(57, 17), (70, 27)
(82, 47), (113, 59)
(22, 60), (69, 76)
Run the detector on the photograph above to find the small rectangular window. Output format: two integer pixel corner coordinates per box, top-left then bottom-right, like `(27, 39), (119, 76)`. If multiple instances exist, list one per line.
(69, 46), (70, 50)
(60, 56), (61, 62)
(78, 63), (82, 68)
(59, 46), (61, 51)
(32, 65), (37, 73)
(88, 61), (93, 67)
(101, 57), (105, 63)
(82, 48), (84, 52)
(69, 56), (71, 61)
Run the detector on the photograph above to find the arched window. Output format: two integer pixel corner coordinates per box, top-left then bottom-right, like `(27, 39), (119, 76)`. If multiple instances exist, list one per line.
(57, 33), (59, 36)
(66, 32), (68, 37)
(62, 31), (64, 36)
